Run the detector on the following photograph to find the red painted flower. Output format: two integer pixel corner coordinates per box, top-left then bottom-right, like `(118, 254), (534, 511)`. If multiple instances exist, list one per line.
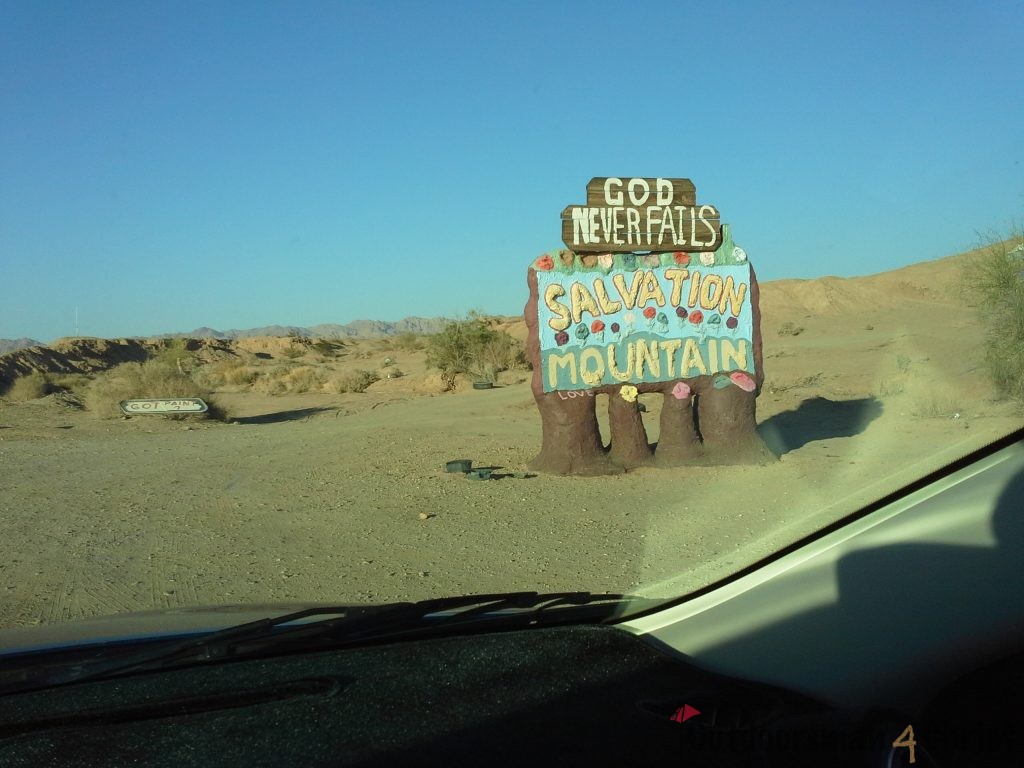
(591, 319), (605, 333)
(535, 254), (554, 271)
(689, 310), (704, 324)
(673, 251), (690, 266)
(643, 306), (657, 320)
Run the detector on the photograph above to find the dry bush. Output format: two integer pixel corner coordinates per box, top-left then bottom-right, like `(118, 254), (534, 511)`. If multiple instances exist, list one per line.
(963, 234), (1024, 408)
(394, 331), (425, 351)
(85, 360), (225, 420)
(196, 360), (258, 388)
(4, 372), (52, 401)
(49, 373), (92, 393)
(910, 392), (961, 419)
(325, 369), (380, 393)
(425, 316), (528, 389)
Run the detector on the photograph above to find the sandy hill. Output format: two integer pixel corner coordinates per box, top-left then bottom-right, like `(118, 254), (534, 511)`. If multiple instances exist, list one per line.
(0, 246), (990, 389)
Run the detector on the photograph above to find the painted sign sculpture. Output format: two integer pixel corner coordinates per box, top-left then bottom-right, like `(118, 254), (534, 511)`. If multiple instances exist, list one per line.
(526, 178), (773, 475)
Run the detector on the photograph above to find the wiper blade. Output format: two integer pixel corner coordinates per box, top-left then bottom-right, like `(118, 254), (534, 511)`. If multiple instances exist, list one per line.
(2, 592), (650, 695)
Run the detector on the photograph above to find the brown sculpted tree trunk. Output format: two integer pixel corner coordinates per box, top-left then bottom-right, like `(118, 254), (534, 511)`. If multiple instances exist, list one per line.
(607, 394), (652, 468)
(697, 385), (774, 463)
(525, 267), (617, 475)
(655, 391), (702, 466)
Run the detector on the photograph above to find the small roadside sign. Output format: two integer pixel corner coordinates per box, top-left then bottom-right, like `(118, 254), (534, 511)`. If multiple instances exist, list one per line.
(119, 398), (208, 415)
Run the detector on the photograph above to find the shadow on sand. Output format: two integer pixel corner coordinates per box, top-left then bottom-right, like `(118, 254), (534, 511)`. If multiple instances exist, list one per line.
(758, 396), (883, 456)
(233, 407), (338, 425)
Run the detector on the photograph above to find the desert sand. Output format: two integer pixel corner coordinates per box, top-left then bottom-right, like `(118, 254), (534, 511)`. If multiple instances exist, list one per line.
(0, 249), (1020, 628)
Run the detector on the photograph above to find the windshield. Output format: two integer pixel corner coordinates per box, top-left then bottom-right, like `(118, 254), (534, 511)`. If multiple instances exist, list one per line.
(1, 2), (1022, 636)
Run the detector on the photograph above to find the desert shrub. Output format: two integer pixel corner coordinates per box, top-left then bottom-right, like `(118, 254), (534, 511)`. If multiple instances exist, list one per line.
(963, 234), (1024, 407)
(152, 338), (193, 372)
(777, 321), (804, 337)
(381, 367), (404, 379)
(49, 373), (92, 392)
(281, 345), (305, 360)
(312, 339), (339, 357)
(394, 331), (425, 351)
(197, 360), (258, 388)
(4, 371), (52, 401)
(425, 316), (528, 389)
(282, 366), (324, 393)
(326, 369), (380, 393)
(85, 360), (225, 420)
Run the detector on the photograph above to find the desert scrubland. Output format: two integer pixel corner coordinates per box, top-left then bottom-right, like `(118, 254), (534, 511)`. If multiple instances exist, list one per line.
(0, 248), (1021, 628)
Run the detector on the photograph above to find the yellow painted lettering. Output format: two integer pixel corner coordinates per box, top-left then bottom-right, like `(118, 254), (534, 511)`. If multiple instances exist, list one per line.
(660, 338), (682, 375)
(635, 339), (661, 378)
(718, 276), (748, 317)
(720, 339), (748, 370)
(547, 351), (578, 390)
(593, 278), (622, 314)
(569, 282), (601, 324)
(635, 270), (667, 310)
(607, 343), (634, 382)
(664, 269), (689, 307)
(687, 271), (701, 308)
(681, 339), (708, 377)
(611, 271), (643, 310)
(544, 284), (571, 332)
(579, 347), (605, 386)
(699, 274), (724, 310)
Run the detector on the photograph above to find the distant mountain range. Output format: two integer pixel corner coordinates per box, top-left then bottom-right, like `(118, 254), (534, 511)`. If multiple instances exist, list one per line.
(0, 338), (42, 355)
(157, 316), (453, 340)
(0, 317), (453, 355)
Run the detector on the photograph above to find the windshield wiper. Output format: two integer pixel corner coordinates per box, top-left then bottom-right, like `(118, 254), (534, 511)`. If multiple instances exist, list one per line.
(1, 592), (655, 696)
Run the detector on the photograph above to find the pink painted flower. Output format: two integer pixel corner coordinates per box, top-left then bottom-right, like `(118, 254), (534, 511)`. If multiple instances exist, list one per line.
(673, 251), (690, 266)
(598, 253), (614, 270)
(730, 372), (756, 392)
(671, 381), (691, 400)
(643, 306), (657, 320)
(535, 254), (554, 271)
(591, 319), (605, 333)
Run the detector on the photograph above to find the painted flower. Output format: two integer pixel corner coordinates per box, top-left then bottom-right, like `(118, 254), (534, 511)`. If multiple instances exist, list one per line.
(643, 306), (657, 320)
(620, 385), (638, 403)
(574, 323), (590, 341)
(689, 310), (704, 324)
(598, 253), (614, 271)
(580, 254), (598, 269)
(582, 369), (601, 386)
(699, 252), (716, 267)
(707, 314), (721, 325)
(621, 253), (637, 270)
(733, 246), (747, 263)
(730, 371), (756, 392)
(559, 251), (576, 269)
(725, 316), (738, 329)
(554, 330), (569, 346)
(535, 254), (554, 271)
(656, 312), (669, 333)
(624, 311), (636, 329)
(673, 251), (690, 266)
(640, 253), (660, 267)
(675, 306), (688, 318)
(610, 322), (620, 333)
(671, 381), (691, 400)
(591, 319), (605, 333)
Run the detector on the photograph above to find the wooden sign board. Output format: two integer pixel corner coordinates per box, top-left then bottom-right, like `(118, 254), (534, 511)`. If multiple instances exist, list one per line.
(561, 177), (720, 253)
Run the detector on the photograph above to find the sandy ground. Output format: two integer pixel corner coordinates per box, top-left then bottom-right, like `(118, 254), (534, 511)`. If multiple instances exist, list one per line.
(1, 255), (1022, 629)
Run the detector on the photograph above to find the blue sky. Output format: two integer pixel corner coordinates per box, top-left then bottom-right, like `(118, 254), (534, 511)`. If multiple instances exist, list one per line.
(2, 1), (1021, 341)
